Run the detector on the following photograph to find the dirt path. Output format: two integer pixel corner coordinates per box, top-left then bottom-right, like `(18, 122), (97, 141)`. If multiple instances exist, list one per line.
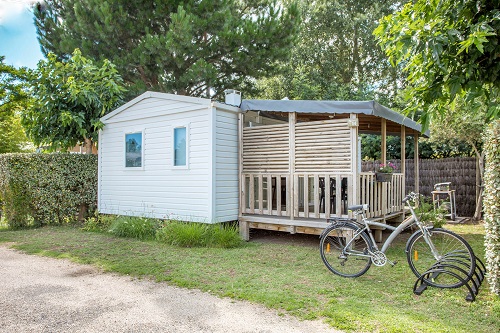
(0, 245), (342, 333)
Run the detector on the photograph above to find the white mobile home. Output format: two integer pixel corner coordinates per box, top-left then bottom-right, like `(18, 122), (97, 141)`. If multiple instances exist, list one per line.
(99, 91), (428, 241)
(98, 91), (241, 223)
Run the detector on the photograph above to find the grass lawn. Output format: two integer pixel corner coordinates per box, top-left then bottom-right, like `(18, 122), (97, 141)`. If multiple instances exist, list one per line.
(0, 223), (498, 333)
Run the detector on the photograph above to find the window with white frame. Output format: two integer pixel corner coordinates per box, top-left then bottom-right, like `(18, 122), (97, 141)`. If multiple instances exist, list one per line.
(125, 132), (143, 168)
(173, 126), (187, 167)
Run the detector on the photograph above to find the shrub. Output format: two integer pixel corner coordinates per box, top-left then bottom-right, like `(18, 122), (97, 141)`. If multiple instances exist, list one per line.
(205, 222), (243, 248)
(108, 216), (159, 240)
(483, 119), (500, 295)
(82, 213), (115, 232)
(156, 221), (243, 248)
(414, 195), (447, 229)
(0, 153), (97, 228)
(156, 221), (207, 247)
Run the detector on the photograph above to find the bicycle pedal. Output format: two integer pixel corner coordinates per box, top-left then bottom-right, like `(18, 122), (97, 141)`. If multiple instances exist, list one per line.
(389, 260), (398, 267)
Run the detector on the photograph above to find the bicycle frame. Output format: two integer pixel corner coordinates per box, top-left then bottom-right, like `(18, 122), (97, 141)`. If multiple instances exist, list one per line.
(343, 203), (441, 260)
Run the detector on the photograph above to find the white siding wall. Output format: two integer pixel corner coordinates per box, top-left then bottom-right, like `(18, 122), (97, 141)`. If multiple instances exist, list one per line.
(214, 109), (240, 221)
(99, 97), (213, 222)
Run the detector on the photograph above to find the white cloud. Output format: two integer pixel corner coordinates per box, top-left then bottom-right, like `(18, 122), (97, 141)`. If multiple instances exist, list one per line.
(0, 0), (37, 24)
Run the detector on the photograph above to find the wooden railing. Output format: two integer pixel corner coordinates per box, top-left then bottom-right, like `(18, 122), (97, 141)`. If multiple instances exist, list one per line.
(241, 173), (291, 216)
(241, 173), (352, 219)
(358, 172), (405, 218)
(241, 172), (405, 220)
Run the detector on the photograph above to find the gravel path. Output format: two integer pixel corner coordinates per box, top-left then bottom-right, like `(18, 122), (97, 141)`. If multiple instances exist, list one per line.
(0, 245), (342, 333)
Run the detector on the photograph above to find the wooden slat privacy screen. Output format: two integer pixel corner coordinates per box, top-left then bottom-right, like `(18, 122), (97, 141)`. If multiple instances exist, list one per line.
(242, 119), (351, 174)
(295, 119), (351, 172)
(242, 124), (289, 173)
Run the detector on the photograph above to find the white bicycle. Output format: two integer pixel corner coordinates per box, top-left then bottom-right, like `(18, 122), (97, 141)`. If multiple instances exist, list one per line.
(319, 192), (476, 289)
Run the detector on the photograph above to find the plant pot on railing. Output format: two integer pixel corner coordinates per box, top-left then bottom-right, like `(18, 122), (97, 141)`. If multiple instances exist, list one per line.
(375, 172), (393, 182)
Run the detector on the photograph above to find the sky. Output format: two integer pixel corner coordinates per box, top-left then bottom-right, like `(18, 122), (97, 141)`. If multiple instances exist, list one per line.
(0, 0), (44, 69)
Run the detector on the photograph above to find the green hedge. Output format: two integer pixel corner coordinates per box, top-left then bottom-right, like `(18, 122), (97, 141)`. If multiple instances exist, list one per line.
(0, 153), (97, 228)
(484, 119), (500, 295)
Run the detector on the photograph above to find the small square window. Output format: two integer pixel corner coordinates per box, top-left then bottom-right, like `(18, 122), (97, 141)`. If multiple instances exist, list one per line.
(174, 127), (187, 166)
(125, 132), (142, 167)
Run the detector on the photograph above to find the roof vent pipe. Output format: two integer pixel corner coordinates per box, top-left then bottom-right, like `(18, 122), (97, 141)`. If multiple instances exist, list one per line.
(224, 89), (241, 106)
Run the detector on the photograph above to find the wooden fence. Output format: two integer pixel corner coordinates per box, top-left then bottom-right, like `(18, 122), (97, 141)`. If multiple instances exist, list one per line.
(363, 157), (477, 217)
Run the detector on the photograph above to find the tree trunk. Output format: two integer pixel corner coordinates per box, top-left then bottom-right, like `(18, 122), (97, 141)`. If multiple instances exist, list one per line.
(84, 138), (94, 154)
(473, 151), (485, 220)
(78, 203), (88, 223)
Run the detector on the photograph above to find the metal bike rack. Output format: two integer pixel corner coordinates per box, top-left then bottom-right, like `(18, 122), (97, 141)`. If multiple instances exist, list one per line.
(413, 255), (486, 302)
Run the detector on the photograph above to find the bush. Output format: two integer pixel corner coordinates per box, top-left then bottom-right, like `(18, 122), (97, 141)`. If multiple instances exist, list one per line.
(108, 216), (159, 240)
(156, 221), (243, 248)
(483, 119), (500, 295)
(156, 221), (207, 247)
(82, 213), (115, 232)
(82, 213), (243, 248)
(414, 195), (447, 229)
(205, 223), (243, 248)
(0, 153), (97, 228)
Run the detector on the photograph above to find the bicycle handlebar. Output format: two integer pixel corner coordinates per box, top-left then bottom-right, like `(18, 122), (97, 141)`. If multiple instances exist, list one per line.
(347, 204), (369, 212)
(402, 192), (418, 204)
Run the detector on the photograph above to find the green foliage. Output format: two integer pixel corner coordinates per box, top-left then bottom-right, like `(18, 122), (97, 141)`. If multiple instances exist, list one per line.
(0, 56), (32, 153)
(156, 220), (243, 248)
(374, 0), (500, 130)
(413, 195), (447, 229)
(483, 119), (500, 295)
(0, 153), (97, 228)
(108, 216), (159, 240)
(156, 221), (207, 247)
(207, 223), (242, 249)
(428, 97), (486, 156)
(361, 134), (474, 160)
(82, 213), (115, 232)
(34, 0), (299, 99)
(253, 0), (404, 104)
(83, 214), (243, 248)
(23, 49), (126, 152)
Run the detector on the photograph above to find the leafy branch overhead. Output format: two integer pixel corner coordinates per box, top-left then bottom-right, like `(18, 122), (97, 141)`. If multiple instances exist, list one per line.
(23, 49), (126, 152)
(374, 0), (500, 130)
(34, 0), (300, 99)
(0, 57), (32, 153)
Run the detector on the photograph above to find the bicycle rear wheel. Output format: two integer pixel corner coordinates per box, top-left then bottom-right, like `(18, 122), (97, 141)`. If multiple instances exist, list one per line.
(406, 228), (476, 288)
(320, 222), (372, 278)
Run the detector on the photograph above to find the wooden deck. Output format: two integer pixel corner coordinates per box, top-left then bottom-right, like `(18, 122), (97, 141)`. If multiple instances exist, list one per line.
(239, 210), (407, 241)
(238, 110), (417, 241)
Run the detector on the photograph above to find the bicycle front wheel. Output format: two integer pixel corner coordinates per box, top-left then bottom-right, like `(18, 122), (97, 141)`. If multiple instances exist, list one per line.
(406, 228), (476, 288)
(320, 223), (372, 278)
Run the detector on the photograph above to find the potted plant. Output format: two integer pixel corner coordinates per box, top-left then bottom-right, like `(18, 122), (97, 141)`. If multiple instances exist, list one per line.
(375, 162), (395, 182)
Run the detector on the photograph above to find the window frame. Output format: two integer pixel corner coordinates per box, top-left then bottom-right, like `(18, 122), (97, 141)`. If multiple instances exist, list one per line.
(124, 130), (145, 170)
(172, 123), (189, 169)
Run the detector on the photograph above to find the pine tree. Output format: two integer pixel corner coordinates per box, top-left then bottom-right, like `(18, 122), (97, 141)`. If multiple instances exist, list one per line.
(34, 0), (299, 99)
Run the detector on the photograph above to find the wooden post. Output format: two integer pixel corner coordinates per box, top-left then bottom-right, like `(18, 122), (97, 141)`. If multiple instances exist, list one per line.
(289, 112), (296, 220)
(414, 134), (419, 194)
(381, 118), (387, 164)
(258, 174), (263, 214)
(277, 175), (282, 216)
(267, 174), (272, 214)
(238, 112), (249, 240)
(350, 114), (359, 211)
(401, 126), (406, 199)
(249, 175), (255, 213)
(239, 220), (250, 241)
(381, 118), (387, 216)
(314, 174), (320, 218)
(304, 175), (309, 218)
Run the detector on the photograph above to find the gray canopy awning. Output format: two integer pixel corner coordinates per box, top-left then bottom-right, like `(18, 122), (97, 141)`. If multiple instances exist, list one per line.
(240, 99), (429, 137)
